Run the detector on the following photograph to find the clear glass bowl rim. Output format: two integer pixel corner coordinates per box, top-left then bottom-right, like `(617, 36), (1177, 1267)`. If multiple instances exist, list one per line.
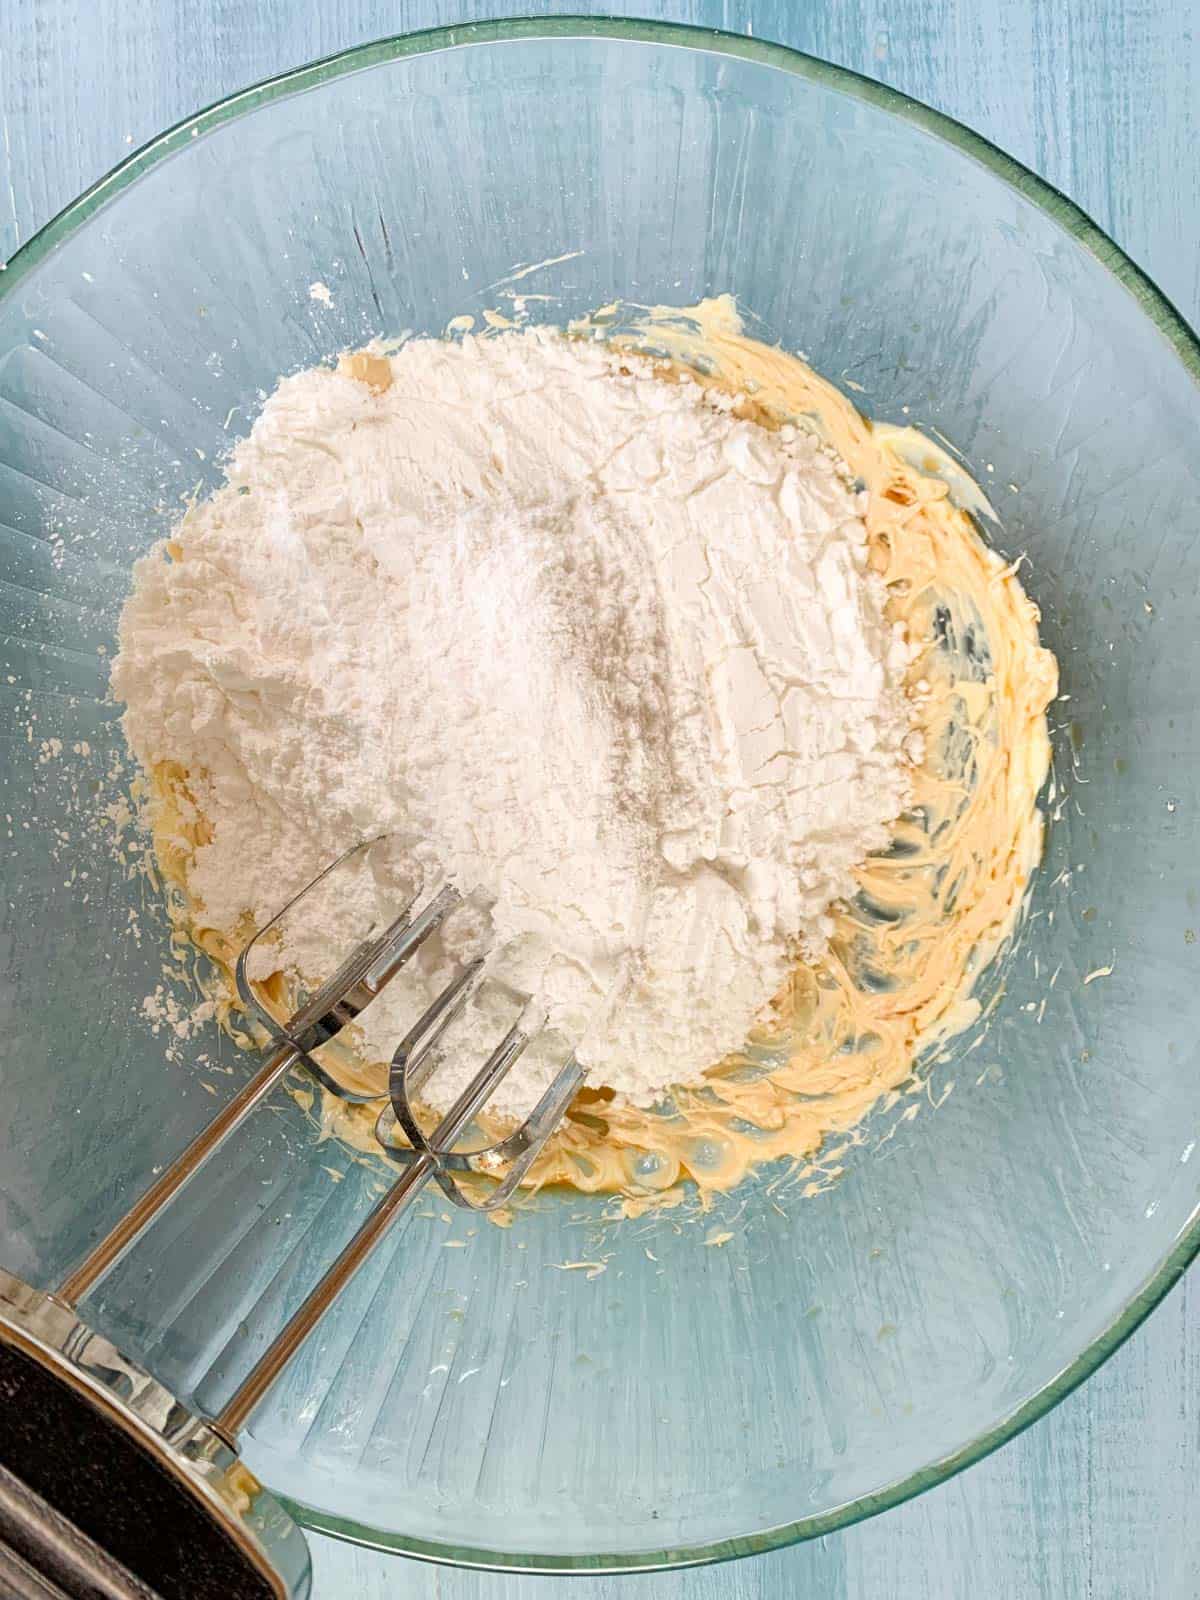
(3, 12), (1198, 1575)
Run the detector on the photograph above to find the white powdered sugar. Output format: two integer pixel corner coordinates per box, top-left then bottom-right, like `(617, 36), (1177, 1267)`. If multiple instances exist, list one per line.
(112, 330), (916, 1117)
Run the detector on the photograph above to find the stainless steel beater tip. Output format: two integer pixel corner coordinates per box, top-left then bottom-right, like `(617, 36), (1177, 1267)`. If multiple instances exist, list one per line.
(233, 840), (461, 1104)
(377, 984), (587, 1212)
(231, 838), (586, 1210)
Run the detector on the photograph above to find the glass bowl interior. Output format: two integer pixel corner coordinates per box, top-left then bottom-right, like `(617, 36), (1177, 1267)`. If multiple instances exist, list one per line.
(0, 18), (1198, 1573)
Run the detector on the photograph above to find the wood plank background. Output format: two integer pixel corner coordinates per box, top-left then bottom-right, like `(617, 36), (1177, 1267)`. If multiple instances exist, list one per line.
(2, 2), (1197, 1594)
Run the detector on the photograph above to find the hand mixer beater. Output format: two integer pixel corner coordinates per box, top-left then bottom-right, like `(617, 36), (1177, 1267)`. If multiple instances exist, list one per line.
(0, 841), (588, 1600)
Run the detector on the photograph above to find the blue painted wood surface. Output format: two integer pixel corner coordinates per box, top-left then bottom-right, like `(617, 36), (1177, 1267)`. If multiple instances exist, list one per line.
(2, 3), (1197, 1595)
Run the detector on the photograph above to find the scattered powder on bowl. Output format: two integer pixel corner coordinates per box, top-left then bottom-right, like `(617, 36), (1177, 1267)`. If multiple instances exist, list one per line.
(111, 330), (918, 1118)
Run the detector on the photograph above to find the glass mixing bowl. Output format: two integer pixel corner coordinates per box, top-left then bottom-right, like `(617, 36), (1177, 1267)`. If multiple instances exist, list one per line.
(1, 16), (1198, 1575)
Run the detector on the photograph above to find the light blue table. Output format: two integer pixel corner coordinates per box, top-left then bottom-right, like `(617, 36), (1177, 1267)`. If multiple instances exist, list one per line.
(2, 3), (1197, 1595)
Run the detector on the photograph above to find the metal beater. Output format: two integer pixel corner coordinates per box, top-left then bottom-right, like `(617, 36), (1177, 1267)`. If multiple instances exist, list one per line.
(0, 841), (586, 1600)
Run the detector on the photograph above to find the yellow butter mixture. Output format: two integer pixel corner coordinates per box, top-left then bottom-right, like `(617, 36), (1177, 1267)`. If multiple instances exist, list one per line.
(140, 298), (1057, 1204)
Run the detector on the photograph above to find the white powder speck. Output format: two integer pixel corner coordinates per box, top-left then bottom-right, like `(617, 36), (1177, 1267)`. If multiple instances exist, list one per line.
(142, 984), (216, 1040)
(308, 281), (333, 307)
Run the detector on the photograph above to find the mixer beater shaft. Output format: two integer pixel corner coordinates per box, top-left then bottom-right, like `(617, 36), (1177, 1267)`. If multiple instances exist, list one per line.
(0, 842), (587, 1599)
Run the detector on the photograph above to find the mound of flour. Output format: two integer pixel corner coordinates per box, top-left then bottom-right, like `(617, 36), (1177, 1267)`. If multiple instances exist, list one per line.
(112, 330), (915, 1117)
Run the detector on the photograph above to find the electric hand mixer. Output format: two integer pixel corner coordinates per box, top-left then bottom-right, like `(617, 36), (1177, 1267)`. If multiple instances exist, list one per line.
(0, 842), (586, 1599)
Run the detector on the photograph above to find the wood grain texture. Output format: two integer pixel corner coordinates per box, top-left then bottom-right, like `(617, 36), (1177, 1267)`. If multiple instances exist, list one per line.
(2, 1), (1198, 1595)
